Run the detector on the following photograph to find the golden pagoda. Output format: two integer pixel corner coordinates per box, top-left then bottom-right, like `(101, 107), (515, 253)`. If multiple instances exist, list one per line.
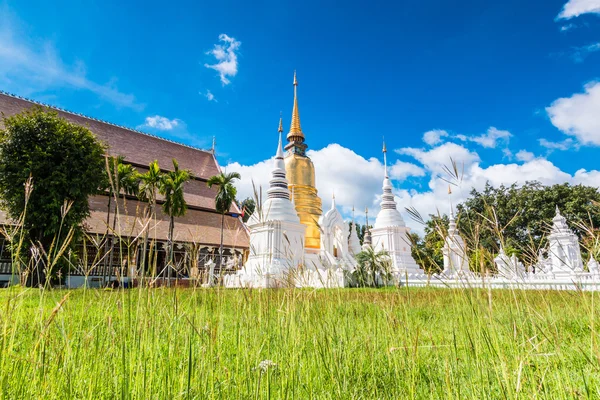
(284, 72), (323, 249)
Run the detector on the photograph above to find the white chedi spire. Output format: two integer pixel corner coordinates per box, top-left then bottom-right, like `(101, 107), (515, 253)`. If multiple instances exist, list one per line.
(545, 205), (584, 275)
(374, 141), (406, 229)
(588, 255), (599, 275)
(248, 124), (300, 224)
(443, 186), (470, 275)
(348, 206), (362, 255)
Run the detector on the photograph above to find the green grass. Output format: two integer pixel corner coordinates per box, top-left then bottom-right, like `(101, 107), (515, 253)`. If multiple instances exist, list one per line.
(0, 286), (599, 399)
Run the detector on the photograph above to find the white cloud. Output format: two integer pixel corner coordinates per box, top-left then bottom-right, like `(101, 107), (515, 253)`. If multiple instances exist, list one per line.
(456, 127), (512, 148)
(546, 81), (600, 145)
(0, 7), (142, 110)
(557, 0), (600, 19)
(422, 129), (449, 146)
(139, 115), (180, 131)
(539, 137), (579, 151)
(225, 143), (424, 218)
(571, 42), (600, 62)
(204, 89), (217, 102)
(227, 137), (600, 237)
(560, 23), (577, 31)
(515, 150), (535, 162)
(397, 142), (480, 177)
(204, 34), (241, 85)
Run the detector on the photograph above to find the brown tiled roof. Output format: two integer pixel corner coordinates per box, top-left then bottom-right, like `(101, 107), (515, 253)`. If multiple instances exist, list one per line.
(0, 92), (249, 248)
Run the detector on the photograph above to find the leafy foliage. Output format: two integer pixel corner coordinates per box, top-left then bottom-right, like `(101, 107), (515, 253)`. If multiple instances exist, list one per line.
(411, 182), (600, 272)
(0, 108), (105, 283)
(353, 247), (392, 287)
(207, 172), (241, 264)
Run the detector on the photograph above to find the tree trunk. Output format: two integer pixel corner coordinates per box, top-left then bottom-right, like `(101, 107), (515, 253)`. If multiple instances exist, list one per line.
(103, 194), (112, 283)
(219, 213), (225, 273)
(139, 203), (151, 284)
(168, 215), (174, 286)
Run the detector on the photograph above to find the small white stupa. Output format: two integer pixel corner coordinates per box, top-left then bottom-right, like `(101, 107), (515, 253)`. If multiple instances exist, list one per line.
(494, 247), (525, 279)
(588, 255), (599, 276)
(362, 207), (372, 251)
(442, 187), (470, 276)
(543, 206), (584, 276)
(224, 119), (306, 288)
(318, 193), (356, 270)
(348, 206), (362, 255)
(370, 142), (421, 276)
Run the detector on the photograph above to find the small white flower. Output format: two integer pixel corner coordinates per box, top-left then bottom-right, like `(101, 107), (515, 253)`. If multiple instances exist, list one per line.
(256, 359), (277, 373)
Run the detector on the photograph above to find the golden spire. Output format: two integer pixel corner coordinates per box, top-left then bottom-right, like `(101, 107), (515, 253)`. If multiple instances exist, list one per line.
(288, 70), (304, 139)
(278, 112), (283, 133)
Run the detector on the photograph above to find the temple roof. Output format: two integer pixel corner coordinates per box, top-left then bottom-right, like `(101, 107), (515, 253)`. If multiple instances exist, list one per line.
(0, 92), (249, 248)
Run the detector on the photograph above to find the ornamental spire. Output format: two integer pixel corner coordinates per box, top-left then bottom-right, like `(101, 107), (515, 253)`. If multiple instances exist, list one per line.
(278, 112), (283, 134)
(383, 140), (388, 178)
(288, 71), (304, 140)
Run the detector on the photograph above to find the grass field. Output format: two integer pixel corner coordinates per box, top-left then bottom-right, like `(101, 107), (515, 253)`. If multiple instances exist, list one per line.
(0, 286), (598, 399)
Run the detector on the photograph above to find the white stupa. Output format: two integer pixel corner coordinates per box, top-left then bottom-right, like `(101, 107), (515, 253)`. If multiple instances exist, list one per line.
(544, 206), (584, 276)
(442, 189), (470, 276)
(588, 255), (599, 276)
(370, 142), (421, 276)
(224, 119), (306, 288)
(318, 194), (357, 270)
(494, 247), (525, 279)
(348, 206), (362, 255)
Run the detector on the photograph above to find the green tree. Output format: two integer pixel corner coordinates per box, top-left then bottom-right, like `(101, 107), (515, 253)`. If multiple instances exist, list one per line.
(138, 160), (162, 277)
(103, 156), (140, 282)
(159, 159), (191, 280)
(354, 247), (392, 287)
(207, 172), (241, 267)
(410, 215), (447, 274)
(238, 197), (255, 223)
(0, 107), (105, 286)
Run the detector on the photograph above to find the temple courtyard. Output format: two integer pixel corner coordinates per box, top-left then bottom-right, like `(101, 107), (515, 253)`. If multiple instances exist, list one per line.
(1, 286), (598, 398)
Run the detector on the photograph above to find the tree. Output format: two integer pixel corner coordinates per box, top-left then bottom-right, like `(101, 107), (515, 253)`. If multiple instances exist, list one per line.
(102, 156), (140, 281)
(353, 247), (392, 287)
(138, 160), (162, 277)
(0, 107), (105, 286)
(417, 181), (600, 273)
(159, 159), (191, 280)
(238, 197), (255, 223)
(207, 172), (241, 267)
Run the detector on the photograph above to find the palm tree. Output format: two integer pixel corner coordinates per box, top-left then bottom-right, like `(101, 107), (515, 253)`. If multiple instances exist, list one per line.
(354, 247), (392, 287)
(103, 156), (140, 283)
(206, 171), (241, 269)
(159, 159), (191, 281)
(138, 160), (162, 278)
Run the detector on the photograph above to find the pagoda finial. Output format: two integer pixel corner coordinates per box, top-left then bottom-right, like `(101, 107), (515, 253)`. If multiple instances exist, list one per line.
(382, 139), (388, 178)
(555, 205), (561, 215)
(352, 205), (355, 222)
(288, 70), (304, 139)
(278, 111), (283, 133)
(448, 185), (454, 219)
(331, 191), (336, 209)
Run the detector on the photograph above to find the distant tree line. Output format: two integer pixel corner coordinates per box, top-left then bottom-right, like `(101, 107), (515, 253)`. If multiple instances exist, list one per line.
(410, 182), (600, 274)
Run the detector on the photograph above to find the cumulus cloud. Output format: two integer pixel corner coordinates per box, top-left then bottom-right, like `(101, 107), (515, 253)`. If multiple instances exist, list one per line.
(0, 7), (142, 110)
(204, 89), (217, 102)
(570, 42), (600, 62)
(546, 81), (600, 145)
(456, 127), (512, 148)
(204, 34), (241, 85)
(225, 143), (424, 217)
(227, 136), (600, 236)
(139, 115), (180, 131)
(395, 142), (599, 234)
(397, 142), (480, 177)
(422, 129), (449, 146)
(557, 0), (600, 19)
(539, 137), (579, 151)
(515, 150), (535, 162)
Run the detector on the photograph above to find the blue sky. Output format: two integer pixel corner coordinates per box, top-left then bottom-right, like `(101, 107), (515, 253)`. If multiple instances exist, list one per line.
(1, 0), (600, 232)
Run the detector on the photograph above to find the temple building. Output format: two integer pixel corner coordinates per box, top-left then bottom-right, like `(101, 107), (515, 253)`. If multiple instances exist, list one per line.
(0, 91), (249, 287)
(442, 192), (470, 276)
(284, 72), (323, 251)
(225, 122), (306, 288)
(536, 206), (584, 275)
(370, 143), (422, 277)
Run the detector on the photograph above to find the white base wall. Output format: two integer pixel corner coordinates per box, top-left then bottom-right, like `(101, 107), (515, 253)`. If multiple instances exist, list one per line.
(371, 226), (422, 275)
